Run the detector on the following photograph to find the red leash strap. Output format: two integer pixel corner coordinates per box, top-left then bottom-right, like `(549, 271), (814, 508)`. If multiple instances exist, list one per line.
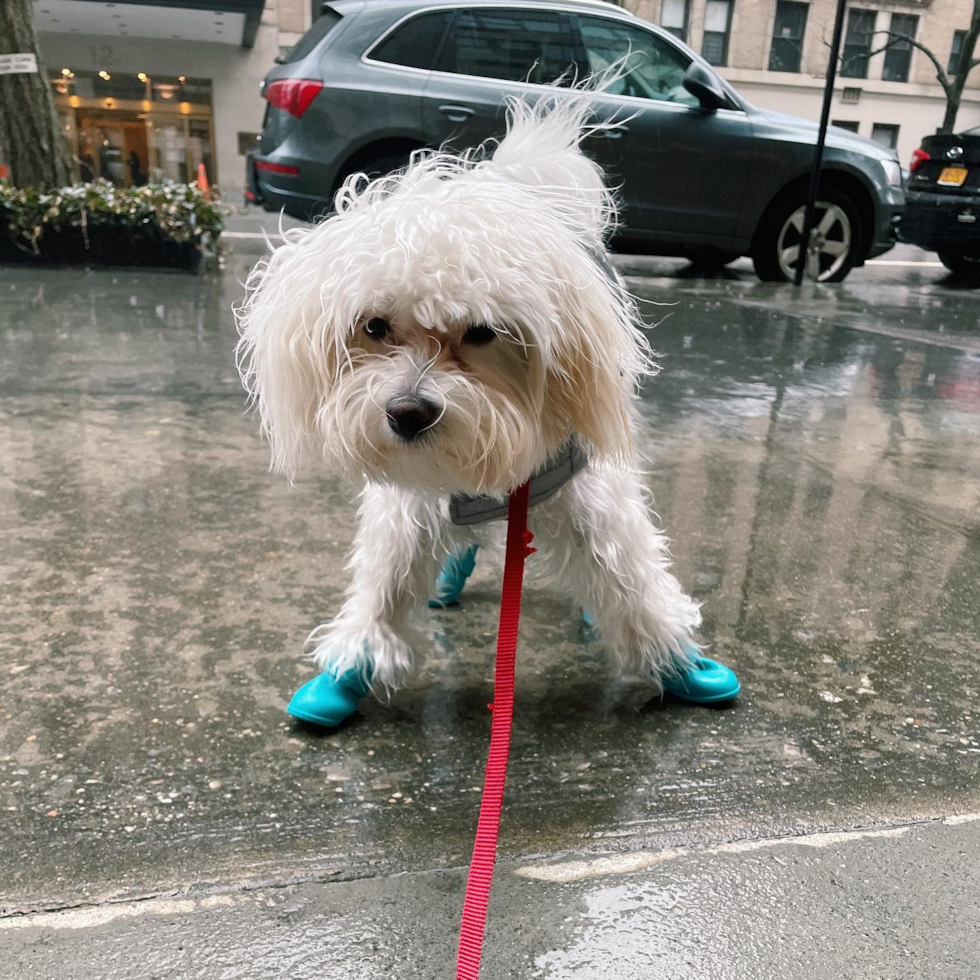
(455, 481), (535, 980)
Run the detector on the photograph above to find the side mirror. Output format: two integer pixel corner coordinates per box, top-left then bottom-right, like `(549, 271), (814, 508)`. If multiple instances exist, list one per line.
(682, 62), (729, 111)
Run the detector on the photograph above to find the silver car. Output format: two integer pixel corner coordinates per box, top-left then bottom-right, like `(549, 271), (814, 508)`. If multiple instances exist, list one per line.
(247, 0), (904, 282)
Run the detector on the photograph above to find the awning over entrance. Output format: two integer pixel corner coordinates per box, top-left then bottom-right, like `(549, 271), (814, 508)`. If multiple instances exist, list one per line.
(31, 0), (267, 49)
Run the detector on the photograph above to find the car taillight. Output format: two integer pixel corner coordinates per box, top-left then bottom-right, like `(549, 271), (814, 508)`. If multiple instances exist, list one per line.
(255, 160), (300, 176)
(909, 148), (930, 172)
(264, 78), (322, 118)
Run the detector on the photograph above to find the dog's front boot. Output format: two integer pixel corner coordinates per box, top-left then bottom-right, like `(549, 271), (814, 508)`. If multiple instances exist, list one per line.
(287, 668), (371, 727)
(661, 650), (740, 704)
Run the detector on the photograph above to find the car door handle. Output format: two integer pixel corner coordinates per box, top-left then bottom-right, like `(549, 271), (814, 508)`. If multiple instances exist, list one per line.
(439, 104), (475, 123)
(595, 125), (629, 139)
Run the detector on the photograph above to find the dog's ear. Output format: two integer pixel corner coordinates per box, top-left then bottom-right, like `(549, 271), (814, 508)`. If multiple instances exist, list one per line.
(546, 262), (654, 460)
(235, 237), (342, 479)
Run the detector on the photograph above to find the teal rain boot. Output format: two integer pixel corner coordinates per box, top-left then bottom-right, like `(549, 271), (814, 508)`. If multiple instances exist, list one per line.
(287, 667), (371, 727)
(429, 544), (479, 608)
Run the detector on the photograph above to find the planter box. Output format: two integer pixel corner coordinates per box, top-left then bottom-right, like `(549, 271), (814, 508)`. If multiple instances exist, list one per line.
(0, 179), (222, 273)
(0, 226), (207, 272)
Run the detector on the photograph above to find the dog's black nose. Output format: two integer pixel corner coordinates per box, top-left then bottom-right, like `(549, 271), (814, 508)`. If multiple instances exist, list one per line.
(386, 394), (439, 441)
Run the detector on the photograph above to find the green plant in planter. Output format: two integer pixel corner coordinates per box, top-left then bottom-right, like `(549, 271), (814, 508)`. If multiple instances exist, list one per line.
(0, 179), (225, 268)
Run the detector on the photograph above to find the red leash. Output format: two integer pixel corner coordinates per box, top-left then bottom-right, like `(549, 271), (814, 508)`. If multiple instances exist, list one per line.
(455, 481), (535, 980)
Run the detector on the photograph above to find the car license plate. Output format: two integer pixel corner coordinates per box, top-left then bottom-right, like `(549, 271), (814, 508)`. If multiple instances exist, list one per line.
(938, 166), (968, 186)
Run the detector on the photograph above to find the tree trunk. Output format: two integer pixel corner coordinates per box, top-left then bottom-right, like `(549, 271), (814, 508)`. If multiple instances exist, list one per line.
(941, 0), (980, 132)
(0, 0), (73, 189)
(942, 95), (962, 134)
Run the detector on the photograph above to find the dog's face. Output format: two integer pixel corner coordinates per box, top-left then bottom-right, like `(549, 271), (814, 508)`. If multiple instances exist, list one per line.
(329, 306), (547, 496)
(238, 141), (649, 496)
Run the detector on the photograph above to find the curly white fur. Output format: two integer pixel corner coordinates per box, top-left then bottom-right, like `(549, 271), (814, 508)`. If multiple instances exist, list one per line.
(237, 89), (701, 694)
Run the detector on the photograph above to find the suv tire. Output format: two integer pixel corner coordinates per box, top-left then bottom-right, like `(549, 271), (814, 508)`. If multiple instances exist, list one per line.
(333, 150), (418, 197)
(753, 188), (862, 283)
(937, 248), (980, 278)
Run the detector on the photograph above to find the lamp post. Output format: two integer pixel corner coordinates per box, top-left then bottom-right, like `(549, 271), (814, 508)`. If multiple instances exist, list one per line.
(795, 0), (849, 285)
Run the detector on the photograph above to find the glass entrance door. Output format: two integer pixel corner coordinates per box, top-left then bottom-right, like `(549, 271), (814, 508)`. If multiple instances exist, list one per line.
(75, 110), (151, 186)
(147, 115), (214, 185)
(149, 117), (190, 183)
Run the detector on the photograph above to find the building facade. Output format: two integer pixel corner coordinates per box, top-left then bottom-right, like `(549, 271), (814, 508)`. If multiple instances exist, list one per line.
(628, 0), (980, 167)
(33, 0), (314, 194)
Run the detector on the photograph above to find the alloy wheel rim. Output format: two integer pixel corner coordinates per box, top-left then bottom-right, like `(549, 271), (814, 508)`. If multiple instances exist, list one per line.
(777, 202), (852, 282)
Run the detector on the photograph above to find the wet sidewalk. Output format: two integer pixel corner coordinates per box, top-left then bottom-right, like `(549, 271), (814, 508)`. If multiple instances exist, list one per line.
(1, 259), (979, 975)
(5, 817), (980, 979)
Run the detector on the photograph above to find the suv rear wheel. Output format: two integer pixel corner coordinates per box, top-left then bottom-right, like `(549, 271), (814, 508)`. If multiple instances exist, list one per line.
(311, 150), (420, 219)
(333, 150), (418, 198)
(937, 248), (980, 278)
(753, 189), (862, 283)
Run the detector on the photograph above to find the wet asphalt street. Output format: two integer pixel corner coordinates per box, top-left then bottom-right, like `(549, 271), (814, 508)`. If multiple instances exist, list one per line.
(2, 238), (980, 978)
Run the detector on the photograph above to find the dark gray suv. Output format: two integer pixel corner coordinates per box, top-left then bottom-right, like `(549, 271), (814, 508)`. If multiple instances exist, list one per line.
(247, 0), (903, 282)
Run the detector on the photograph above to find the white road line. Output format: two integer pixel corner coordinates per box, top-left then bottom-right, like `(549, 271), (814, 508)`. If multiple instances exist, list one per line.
(866, 259), (945, 268)
(0, 894), (239, 931)
(223, 230), (286, 240)
(515, 825), (911, 882)
(944, 812), (980, 826)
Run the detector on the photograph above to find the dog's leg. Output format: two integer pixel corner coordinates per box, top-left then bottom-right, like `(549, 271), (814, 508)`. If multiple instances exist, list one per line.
(534, 464), (702, 687)
(307, 483), (446, 693)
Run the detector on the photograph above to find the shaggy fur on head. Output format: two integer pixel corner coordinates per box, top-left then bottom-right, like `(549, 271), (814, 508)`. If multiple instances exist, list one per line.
(237, 94), (653, 496)
(237, 90), (702, 694)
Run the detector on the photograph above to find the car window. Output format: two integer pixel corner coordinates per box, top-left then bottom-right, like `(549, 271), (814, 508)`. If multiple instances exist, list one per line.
(285, 9), (342, 64)
(370, 10), (454, 71)
(438, 8), (578, 85)
(578, 16), (697, 106)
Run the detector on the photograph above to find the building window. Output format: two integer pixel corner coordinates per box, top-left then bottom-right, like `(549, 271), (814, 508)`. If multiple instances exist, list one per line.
(702, 0), (733, 67)
(871, 123), (899, 149)
(882, 14), (918, 82)
(769, 1), (808, 73)
(949, 30), (966, 74)
(152, 76), (211, 106)
(841, 8), (876, 79)
(833, 120), (859, 133)
(660, 0), (689, 43)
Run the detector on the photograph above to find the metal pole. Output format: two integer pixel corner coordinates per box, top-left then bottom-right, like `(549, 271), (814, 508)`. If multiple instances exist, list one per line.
(795, 0), (849, 285)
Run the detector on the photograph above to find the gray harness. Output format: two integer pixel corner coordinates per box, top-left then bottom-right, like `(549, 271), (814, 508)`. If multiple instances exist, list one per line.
(447, 244), (617, 526)
(449, 437), (589, 525)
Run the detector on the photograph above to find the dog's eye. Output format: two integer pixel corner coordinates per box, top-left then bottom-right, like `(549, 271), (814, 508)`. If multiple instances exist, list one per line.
(463, 323), (496, 346)
(365, 317), (391, 340)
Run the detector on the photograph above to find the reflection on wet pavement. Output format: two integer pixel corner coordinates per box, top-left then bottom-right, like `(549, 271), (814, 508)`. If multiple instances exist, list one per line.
(1, 263), (978, 911)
